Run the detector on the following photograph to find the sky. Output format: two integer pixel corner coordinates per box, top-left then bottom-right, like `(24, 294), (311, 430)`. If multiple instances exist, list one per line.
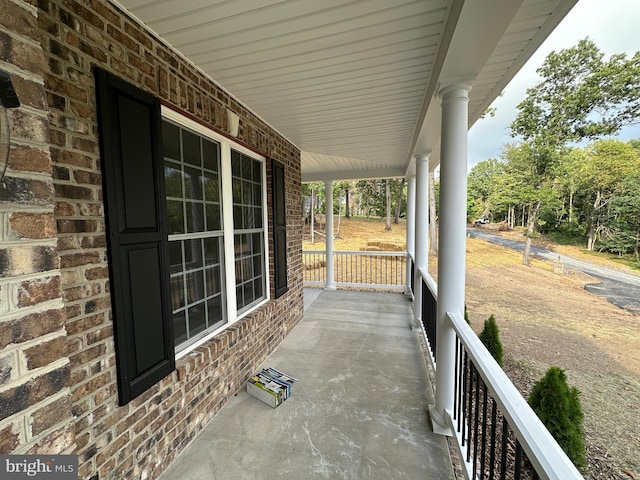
(467, 0), (640, 170)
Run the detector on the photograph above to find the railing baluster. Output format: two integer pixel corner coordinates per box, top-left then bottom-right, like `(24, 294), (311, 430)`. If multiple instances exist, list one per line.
(514, 440), (523, 480)
(473, 368), (481, 478)
(467, 360), (474, 463)
(500, 421), (508, 480)
(489, 398), (497, 480)
(480, 382), (488, 479)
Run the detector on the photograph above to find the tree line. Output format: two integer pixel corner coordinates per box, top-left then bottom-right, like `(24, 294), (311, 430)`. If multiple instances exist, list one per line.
(468, 138), (640, 260)
(469, 38), (640, 265)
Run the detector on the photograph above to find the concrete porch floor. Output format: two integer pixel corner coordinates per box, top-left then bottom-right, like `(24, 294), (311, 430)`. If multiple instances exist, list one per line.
(158, 289), (454, 479)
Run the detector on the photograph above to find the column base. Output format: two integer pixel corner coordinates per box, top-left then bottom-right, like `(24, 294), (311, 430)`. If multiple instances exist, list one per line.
(324, 284), (337, 291)
(403, 285), (414, 298)
(428, 404), (453, 436)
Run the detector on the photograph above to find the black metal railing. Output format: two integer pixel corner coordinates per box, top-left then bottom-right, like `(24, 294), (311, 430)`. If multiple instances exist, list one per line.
(409, 255), (415, 295)
(421, 274), (437, 361)
(447, 310), (583, 480)
(414, 265), (582, 480)
(455, 339), (538, 480)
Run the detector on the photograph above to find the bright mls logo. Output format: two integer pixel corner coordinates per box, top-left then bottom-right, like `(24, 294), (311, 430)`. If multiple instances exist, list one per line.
(0, 455), (78, 479)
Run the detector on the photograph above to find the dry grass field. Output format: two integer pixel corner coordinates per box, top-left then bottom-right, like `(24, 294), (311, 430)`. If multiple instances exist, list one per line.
(304, 217), (640, 479)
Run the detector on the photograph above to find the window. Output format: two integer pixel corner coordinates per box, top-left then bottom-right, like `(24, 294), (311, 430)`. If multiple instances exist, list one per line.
(163, 120), (226, 352)
(232, 150), (266, 312)
(162, 110), (269, 354)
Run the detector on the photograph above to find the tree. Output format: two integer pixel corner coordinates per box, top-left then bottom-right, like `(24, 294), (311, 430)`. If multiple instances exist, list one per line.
(510, 38), (640, 259)
(580, 139), (640, 250)
(511, 38), (640, 146)
(528, 367), (587, 472)
(497, 143), (559, 264)
(385, 179), (392, 231)
(467, 158), (504, 222)
(478, 315), (503, 367)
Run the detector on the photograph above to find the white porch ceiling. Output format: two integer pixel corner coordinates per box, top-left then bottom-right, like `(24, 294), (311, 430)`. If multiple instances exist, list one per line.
(113, 0), (576, 182)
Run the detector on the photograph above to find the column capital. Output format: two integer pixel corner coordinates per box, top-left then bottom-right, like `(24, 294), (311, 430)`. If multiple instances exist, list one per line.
(437, 78), (473, 100)
(414, 151), (431, 163)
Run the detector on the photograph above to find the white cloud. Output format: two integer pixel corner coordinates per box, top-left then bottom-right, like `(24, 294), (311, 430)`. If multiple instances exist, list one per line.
(468, 0), (640, 169)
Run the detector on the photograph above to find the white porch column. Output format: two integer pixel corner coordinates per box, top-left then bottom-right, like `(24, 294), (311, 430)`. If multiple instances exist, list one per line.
(430, 83), (471, 435)
(412, 154), (430, 330)
(404, 174), (416, 297)
(324, 180), (336, 290)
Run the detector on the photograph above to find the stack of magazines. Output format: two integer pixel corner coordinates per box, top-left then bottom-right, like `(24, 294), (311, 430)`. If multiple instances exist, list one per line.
(246, 367), (298, 408)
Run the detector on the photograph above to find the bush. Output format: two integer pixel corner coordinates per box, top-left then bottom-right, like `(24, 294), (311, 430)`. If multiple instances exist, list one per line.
(464, 305), (470, 324)
(528, 366), (587, 472)
(478, 315), (503, 367)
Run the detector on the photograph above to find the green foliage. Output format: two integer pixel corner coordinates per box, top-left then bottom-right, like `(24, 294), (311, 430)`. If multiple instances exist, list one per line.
(464, 305), (470, 324)
(478, 315), (503, 367)
(467, 159), (504, 221)
(511, 38), (640, 146)
(528, 367), (587, 472)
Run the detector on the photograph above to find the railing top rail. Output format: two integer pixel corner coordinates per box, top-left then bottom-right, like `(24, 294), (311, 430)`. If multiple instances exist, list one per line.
(448, 311), (583, 480)
(418, 267), (437, 298)
(302, 250), (406, 257)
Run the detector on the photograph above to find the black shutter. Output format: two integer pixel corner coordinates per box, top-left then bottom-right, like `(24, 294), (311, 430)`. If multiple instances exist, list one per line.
(95, 68), (174, 405)
(272, 160), (288, 298)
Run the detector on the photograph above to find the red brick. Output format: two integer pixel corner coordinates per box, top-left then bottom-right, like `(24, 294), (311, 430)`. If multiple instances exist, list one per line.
(0, 176), (54, 206)
(25, 423), (75, 455)
(8, 146), (52, 174)
(69, 344), (106, 370)
(50, 148), (94, 169)
(0, 245), (59, 277)
(0, 31), (45, 75)
(71, 371), (111, 402)
(0, 308), (66, 349)
(31, 394), (72, 435)
(10, 213), (57, 239)
(0, 365), (69, 419)
(24, 335), (68, 370)
(18, 275), (62, 307)
(0, 424), (20, 454)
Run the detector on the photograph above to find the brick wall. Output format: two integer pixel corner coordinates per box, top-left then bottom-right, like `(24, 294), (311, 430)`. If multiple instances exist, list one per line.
(0, 0), (75, 456)
(32, 0), (303, 479)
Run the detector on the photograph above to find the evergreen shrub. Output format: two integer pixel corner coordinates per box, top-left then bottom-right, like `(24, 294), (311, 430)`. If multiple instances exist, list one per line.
(528, 366), (587, 472)
(478, 315), (503, 367)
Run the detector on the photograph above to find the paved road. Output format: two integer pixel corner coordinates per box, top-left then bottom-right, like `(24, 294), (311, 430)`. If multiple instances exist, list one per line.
(470, 228), (640, 314)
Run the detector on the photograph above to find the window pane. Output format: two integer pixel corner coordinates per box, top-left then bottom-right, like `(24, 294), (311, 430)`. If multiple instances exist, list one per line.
(205, 265), (221, 296)
(242, 156), (252, 180)
(203, 171), (219, 202)
(163, 122), (180, 160)
(206, 204), (220, 231)
(202, 139), (219, 172)
(170, 274), (185, 310)
(204, 238), (219, 263)
(253, 278), (263, 299)
(182, 130), (201, 166)
(173, 311), (187, 346)
(186, 202), (205, 233)
(232, 177), (241, 203)
(254, 206), (263, 228)
(188, 305), (206, 336)
(165, 162), (183, 198)
(168, 241), (182, 274)
(184, 166), (203, 200)
(207, 297), (223, 327)
(167, 200), (184, 235)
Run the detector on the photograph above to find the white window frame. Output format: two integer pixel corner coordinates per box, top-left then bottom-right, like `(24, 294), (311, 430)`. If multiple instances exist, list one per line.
(162, 107), (271, 359)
